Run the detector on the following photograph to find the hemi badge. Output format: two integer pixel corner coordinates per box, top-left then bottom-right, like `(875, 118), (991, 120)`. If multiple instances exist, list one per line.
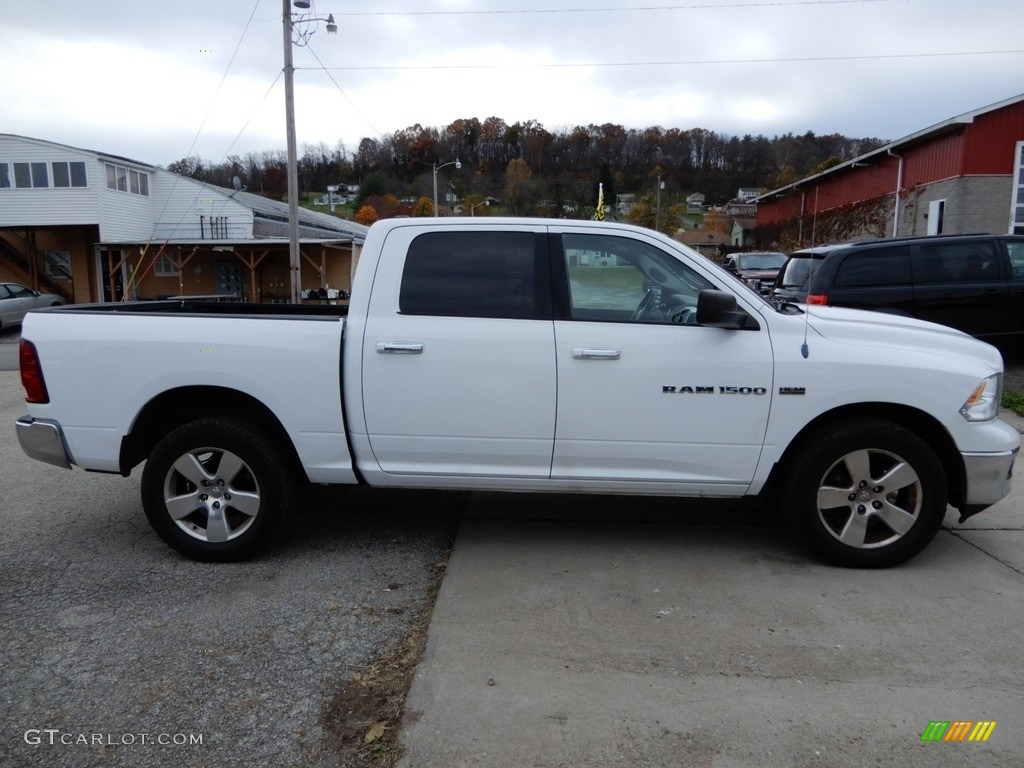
(779, 387), (806, 395)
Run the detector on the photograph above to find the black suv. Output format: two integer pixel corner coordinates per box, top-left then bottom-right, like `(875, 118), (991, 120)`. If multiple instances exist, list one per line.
(773, 234), (1024, 342)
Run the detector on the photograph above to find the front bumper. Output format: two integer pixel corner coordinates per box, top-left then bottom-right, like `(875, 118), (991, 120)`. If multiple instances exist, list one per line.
(958, 447), (1018, 520)
(15, 416), (73, 470)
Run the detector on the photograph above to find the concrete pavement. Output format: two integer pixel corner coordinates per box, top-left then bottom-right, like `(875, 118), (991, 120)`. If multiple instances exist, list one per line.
(398, 425), (1024, 766)
(0, 339), (17, 371)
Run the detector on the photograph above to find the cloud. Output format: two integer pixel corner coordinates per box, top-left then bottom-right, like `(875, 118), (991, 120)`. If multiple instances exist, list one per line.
(3, 0), (1022, 166)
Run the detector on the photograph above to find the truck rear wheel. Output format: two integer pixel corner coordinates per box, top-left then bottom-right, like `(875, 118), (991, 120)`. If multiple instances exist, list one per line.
(780, 418), (947, 568)
(141, 417), (291, 561)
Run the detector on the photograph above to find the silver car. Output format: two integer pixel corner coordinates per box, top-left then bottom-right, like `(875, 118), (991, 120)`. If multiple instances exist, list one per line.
(0, 283), (65, 330)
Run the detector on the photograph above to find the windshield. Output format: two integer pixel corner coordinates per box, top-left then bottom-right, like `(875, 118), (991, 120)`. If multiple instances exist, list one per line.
(776, 255), (820, 292)
(738, 253), (787, 270)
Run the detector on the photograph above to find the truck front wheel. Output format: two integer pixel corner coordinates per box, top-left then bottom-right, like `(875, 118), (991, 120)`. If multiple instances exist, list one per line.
(781, 419), (947, 568)
(141, 417), (291, 561)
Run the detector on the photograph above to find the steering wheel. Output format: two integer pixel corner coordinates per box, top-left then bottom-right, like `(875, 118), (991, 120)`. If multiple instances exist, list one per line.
(667, 305), (696, 324)
(631, 288), (656, 321)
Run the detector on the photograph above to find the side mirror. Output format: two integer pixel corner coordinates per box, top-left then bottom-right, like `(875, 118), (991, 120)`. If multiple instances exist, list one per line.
(696, 289), (753, 329)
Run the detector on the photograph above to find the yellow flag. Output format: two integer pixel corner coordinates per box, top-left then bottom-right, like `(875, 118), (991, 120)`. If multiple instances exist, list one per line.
(594, 183), (605, 221)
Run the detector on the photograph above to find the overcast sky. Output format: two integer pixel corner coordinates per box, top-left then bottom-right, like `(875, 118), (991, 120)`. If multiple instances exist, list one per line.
(2, 0), (1022, 168)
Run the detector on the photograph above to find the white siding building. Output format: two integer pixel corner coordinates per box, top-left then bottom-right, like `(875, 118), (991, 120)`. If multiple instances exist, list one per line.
(1, 134), (366, 303)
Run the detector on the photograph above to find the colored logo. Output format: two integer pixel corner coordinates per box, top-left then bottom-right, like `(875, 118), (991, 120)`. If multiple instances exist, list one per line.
(921, 721), (997, 742)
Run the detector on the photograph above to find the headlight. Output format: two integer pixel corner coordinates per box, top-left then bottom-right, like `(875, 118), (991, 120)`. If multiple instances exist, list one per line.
(960, 374), (1002, 422)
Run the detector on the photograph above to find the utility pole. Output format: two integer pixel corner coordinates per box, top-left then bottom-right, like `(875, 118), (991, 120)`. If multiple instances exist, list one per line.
(282, 0), (301, 304)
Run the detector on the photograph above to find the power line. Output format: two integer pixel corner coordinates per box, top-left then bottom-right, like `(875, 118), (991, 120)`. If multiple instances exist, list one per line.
(146, 0), (263, 290)
(304, 42), (389, 142)
(220, 71), (284, 160)
(180, 0), (262, 161)
(299, 49), (1024, 72)
(335, 0), (893, 17)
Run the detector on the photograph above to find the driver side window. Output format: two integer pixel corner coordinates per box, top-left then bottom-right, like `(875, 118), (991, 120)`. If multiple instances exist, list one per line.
(561, 233), (713, 324)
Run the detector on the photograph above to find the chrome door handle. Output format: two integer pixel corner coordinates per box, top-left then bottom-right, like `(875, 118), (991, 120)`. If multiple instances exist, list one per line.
(377, 342), (424, 354)
(571, 347), (621, 360)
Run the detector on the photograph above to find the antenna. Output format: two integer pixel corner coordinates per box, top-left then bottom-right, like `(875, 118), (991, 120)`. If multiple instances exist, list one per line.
(229, 176), (246, 198)
(800, 261), (814, 358)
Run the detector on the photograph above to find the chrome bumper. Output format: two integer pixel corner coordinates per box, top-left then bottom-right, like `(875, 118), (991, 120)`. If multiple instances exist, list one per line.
(961, 447), (1017, 511)
(15, 416), (73, 470)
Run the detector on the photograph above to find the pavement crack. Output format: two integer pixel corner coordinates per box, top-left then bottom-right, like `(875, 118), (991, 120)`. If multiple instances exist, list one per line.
(943, 528), (1024, 577)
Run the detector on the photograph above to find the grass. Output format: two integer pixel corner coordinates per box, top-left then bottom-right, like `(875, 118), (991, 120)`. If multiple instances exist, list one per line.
(1001, 390), (1024, 416)
(568, 265), (643, 290)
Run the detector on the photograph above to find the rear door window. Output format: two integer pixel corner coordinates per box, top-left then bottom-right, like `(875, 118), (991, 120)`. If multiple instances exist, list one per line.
(912, 239), (1007, 336)
(915, 241), (1000, 283)
(834, 246), (911, 287)
(399, 231), (548, 319)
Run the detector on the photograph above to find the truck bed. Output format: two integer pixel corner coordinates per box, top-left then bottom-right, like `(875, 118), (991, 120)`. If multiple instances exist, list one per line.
(19, 302), (354, 485)
(36, 299), (349, 319)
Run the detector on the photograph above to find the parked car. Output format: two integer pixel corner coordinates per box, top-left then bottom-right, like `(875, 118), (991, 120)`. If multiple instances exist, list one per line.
(772, 234), (1024, 342)
(0, 283), (64, 330)
(724, 251), (788, 295)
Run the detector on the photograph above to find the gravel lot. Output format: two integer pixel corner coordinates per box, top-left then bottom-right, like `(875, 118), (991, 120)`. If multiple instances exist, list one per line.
(0, 372), (465, 767)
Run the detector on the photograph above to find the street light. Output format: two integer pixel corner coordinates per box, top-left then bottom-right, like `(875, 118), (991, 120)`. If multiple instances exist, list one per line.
(283, 0), (336, 304)
(433, 159), (461, 217)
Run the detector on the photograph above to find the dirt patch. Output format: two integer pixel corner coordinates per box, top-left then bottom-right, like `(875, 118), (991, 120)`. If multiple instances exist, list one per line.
(320, 548), (453, 766)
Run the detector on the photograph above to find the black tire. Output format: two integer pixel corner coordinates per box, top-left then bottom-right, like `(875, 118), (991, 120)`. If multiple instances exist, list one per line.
(141, 417), (292, 561)
(780, 418), (947, 568)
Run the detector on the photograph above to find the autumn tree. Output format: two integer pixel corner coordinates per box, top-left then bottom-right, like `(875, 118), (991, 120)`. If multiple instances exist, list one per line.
(355, 205), (378, 226)
(665, 202), (690, 235)
(703, 208), (732, 236)
(413, 197), (433, 217)
(463, 193), (488, 216)
(626, 196), (654, 229)
(361, 194), (402, 220)
(504, 159), (534, 216)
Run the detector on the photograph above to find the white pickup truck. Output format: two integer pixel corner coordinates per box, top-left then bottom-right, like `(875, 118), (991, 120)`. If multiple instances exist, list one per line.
(15, 218), (1019, 567)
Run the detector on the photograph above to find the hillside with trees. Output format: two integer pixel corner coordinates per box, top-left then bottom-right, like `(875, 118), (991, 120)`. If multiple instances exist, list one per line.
(166, 118), (885, 232)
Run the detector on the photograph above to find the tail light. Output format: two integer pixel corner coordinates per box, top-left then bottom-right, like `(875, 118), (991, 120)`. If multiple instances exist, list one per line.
(806, 294), (829, 305)
(20, 340), (50, 404)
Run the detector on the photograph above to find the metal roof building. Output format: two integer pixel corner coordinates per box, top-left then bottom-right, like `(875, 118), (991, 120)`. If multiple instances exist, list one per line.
(753, 94), (1024, 248)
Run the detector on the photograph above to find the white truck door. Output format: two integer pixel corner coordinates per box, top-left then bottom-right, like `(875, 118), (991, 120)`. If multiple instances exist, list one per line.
(360, 226), (557, 478)
(550, 230), (773, 489)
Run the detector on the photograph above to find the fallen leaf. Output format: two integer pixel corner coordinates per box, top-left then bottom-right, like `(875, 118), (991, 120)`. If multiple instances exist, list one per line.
(365, 721), (387, 744)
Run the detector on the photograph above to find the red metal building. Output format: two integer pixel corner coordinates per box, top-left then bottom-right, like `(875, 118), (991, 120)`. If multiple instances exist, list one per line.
(754, 94), (1024, 249)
